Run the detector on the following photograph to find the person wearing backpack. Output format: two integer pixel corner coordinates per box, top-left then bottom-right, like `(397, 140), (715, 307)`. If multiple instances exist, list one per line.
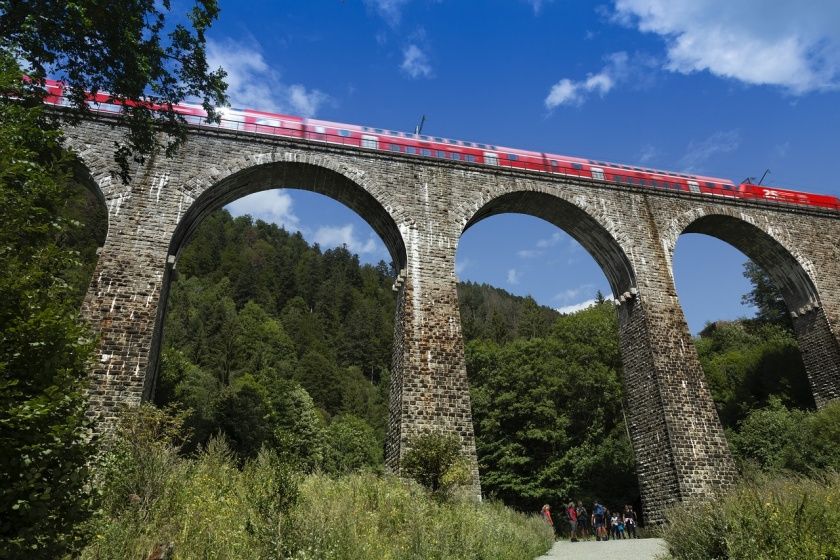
(576, 501), (589, 540)
(591, 500), (607, 541)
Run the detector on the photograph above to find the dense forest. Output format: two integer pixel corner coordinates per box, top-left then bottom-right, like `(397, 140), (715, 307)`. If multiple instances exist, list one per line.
(151, 206), (827, 518)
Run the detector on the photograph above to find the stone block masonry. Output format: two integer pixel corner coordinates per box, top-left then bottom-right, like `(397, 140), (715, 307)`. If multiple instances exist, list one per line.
(65, 114), (840, 522)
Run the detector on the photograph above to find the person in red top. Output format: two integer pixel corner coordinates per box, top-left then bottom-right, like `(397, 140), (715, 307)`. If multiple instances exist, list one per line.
(566, 501), (579, 542)
(541, 504), (554, 537)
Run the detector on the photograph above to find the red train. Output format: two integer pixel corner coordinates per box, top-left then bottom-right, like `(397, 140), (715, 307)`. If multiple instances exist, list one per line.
(42, 80), (840, 211)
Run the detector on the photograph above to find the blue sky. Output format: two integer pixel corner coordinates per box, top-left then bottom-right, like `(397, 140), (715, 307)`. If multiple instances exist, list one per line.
(212, 0), (840, 333)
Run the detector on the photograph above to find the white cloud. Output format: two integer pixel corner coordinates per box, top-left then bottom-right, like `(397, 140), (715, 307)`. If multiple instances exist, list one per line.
(524, 0), (554, 15)
(612, 0), (840, 94)
(553, 283), (597, 303)
(678, 129), (740, 172)
(536, 232), (563, 248)
(365, 0), (408, 27)
(401, 44), (433, 79)
(207, 38), (330, 117)
(507, 268), (521, 285)
(517, 249), (543, 259)
(638, 144), (658, 164)
(226, 190), (301, 231)
(455, 258), (471, 276)
(545, 51), (629, 108)
(364, 0), (411, 27)
(556, 295), (614, 314)
(556, 298), (598, 314)
(313, 224), (380, 255)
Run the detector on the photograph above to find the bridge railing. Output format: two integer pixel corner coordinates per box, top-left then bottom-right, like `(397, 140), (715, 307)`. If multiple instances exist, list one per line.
(55, 97), (840, 213)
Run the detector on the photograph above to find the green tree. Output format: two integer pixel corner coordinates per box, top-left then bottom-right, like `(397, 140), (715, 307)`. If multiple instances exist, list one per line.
(0, 0), (228, 179)
(467, 302), (636, 511)
(322, 415), (383, 475)
(0, 55), (95, 558)
(741, 260), (791, 328)
(214, 374), (273, 459)
(269, 381), (325, 471)
(401, 432), (471, 497)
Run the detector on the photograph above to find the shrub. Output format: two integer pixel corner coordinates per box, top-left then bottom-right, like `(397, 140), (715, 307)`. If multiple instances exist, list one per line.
(401, 432), (472, 498)
(82, 405), (552, 560)
(660, 473), (840, 560)
(729, 399), (840, 476)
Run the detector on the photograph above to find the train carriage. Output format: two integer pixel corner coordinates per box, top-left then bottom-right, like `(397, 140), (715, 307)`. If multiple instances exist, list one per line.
(38, 78), (840, 212)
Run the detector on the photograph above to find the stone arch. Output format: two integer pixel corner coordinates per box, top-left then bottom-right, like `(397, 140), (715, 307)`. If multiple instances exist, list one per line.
(663, 207), (820, 313)
(665, 207), (840, 406)
(61, 136), (112, 244)
(458, 188), (636, 297)
(146, 153), (409, 399)
(171, 151), (407, 269)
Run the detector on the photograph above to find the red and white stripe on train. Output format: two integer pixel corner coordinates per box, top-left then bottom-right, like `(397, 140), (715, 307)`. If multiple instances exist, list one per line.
(42, 79), (840, 211)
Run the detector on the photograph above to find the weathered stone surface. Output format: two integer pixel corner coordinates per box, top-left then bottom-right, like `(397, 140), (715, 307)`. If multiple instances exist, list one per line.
(65, 114), (840, 522)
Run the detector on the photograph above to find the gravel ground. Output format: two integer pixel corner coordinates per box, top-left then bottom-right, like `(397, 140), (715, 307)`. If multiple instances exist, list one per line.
(536, 537), (670, 560)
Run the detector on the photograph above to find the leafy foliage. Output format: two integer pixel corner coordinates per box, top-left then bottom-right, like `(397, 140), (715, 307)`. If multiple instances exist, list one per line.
(0, 0), (228, 180)
(401, 432), (472, 497)
(83, 410), (552, 560)
(0, 54), (96, 558)
(741, 260), (791, 328)
(458, 282), (558, 343)
(156, 210), (395, 472)
(728, 399), (840, 476)
(467, 301), (637, 512)
(696, 320), (813, 429)
(661, 473), (840, 560)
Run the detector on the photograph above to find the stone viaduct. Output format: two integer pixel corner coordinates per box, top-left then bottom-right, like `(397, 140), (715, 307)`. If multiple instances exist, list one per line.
(64, 113), (840, 523)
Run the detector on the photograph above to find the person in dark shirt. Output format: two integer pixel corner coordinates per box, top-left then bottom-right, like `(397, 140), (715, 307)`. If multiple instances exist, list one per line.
(576, 501), (589, 540)
(591, 500), (608, 541)
(623, 504), (638, 538)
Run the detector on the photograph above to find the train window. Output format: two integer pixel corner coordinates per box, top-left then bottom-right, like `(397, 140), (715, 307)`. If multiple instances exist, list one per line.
(406, 146), (416, 154)
(484, 152), (499, 165)
(434, 137), (443, 142)
(477, 143), (487, 149)
(362, 127), (369, 132)
(687, 180), (700, 193)
(436, 150), (446, 158)
(418, 135), (428, 140)
(705, 182), (715, 188)
(389, 144), (401, 152)
(571, 163), (583, 170)
(361, 135), (379, 149)
(338, 129), (351, 137)
(421, 149), (432, 157)
(550, 160), (558, 166)
(464, 142), (474, 147)
(508, 153), (519, 161)
(450, 153), (461, 160)
(374, 128), (383, 133)
(591, 167), (605, 180)
(465, 154), (476, 162)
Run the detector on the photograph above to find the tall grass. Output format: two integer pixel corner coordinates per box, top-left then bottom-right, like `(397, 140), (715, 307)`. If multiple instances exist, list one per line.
(81, 429), (552, 559)
(285, 472), (552, 560)
(660, 473), (840, 560)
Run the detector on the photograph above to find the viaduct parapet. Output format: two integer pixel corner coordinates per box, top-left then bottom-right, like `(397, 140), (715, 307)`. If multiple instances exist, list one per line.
(65, 115), (840, 523)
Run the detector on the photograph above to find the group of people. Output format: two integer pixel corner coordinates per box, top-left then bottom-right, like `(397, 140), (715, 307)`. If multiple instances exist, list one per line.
(540, 500), (639, 541)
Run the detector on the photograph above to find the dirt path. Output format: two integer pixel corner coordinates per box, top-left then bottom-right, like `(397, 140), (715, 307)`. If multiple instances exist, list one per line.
(536, 537), (669, 560)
